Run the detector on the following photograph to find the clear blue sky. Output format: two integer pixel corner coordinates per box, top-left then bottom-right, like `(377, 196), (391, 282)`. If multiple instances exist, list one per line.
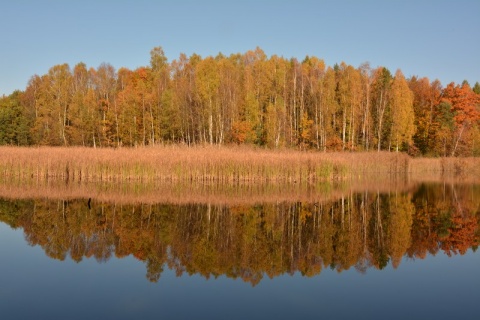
(1, 0), (479, 96)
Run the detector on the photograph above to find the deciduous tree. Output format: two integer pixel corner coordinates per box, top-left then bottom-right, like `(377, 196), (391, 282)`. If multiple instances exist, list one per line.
(389, 70), (416, 152)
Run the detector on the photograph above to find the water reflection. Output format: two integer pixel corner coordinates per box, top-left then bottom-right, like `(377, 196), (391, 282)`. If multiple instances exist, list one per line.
(0, 183), (478, 285)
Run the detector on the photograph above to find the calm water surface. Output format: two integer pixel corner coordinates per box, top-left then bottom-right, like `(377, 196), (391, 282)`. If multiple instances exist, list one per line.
(0, 183), (479, 320)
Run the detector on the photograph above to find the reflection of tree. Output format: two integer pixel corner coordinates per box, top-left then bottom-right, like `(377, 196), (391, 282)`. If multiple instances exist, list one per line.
(0, 183), (478, 285)
(408, 184), (480, 260)
(368, 193), (390, 269)
(441, 214), (478, 256)
(387, 192), (414, 268)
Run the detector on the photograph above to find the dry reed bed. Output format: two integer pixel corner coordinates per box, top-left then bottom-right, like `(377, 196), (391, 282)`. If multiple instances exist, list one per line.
(0, 146), (478, 184)
(0, 146), (411, 183)
(409, 157), (480, 181)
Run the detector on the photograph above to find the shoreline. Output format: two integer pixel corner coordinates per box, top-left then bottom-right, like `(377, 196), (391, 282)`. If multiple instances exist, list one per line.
(0, 145), (479, 184)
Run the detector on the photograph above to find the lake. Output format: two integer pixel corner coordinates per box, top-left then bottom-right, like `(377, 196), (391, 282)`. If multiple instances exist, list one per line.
(0, 182), (479, 319)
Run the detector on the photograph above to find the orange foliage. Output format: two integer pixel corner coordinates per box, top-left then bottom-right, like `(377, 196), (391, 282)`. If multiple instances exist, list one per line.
(442, 82), (480, 126)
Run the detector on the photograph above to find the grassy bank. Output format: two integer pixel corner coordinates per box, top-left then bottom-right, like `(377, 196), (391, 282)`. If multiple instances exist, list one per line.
(409, 157), (480, 181)
(0, 146), (478, 184)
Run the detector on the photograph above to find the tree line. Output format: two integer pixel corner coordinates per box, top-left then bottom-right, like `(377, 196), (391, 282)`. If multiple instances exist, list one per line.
(1, 184), (478, 284)
(1, 46), (480, 156)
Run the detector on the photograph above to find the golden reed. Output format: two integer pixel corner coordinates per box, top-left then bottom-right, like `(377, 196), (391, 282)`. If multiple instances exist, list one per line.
(0, 146), (478, 184)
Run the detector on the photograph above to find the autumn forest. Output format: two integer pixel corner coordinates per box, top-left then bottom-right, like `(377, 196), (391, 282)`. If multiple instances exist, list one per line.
(1, 47), (480, 156)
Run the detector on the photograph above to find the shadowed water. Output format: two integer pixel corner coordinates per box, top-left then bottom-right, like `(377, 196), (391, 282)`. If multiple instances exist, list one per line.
(0, 182), (479, 319)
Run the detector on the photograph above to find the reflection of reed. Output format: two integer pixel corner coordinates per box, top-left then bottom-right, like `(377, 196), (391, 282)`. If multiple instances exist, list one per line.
(0, 178), (416, 205)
